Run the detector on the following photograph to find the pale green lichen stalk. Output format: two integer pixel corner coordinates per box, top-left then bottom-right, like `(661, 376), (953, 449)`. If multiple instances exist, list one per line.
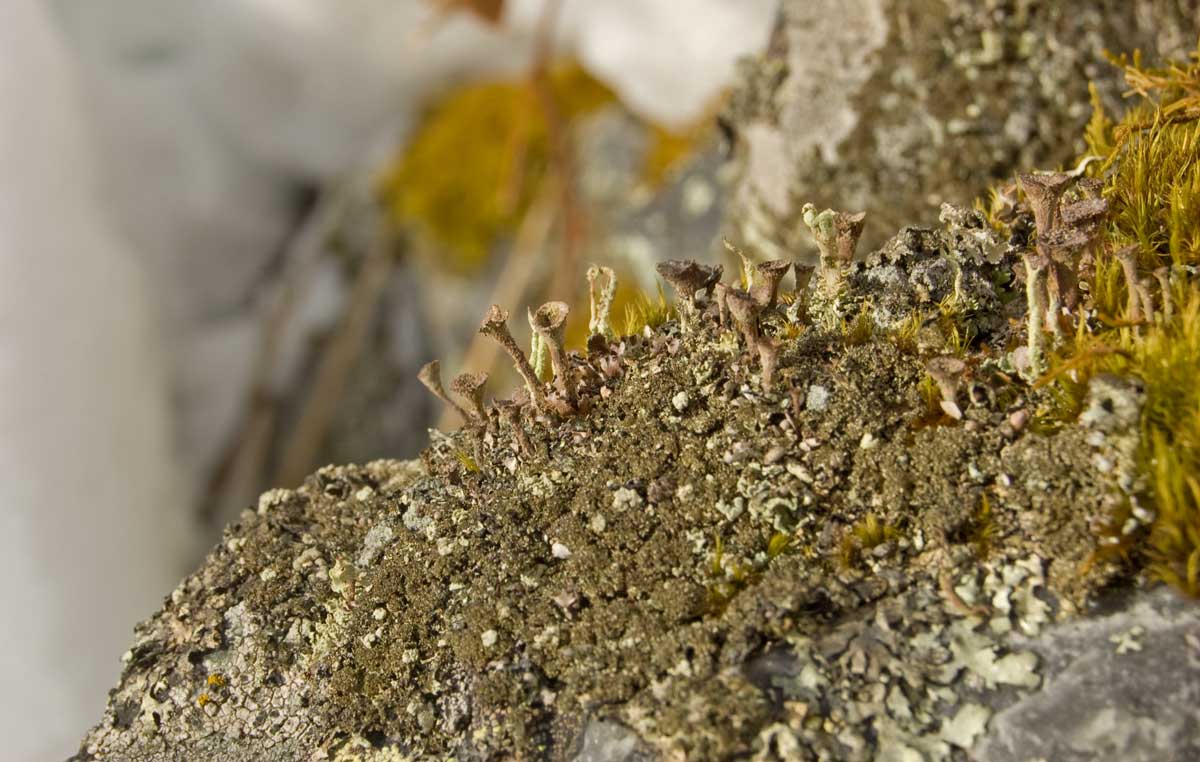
(801, 203), (867, 326)
(586, 265), (618, 338)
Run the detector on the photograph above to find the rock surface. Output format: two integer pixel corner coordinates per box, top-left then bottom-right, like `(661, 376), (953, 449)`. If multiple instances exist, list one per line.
(65, 5), (1200, 760)
(978, 588), (1200, 762)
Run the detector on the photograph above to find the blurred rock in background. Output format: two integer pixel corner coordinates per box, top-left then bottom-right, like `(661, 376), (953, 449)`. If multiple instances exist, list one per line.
(49, 0), (777, 527)
(725, 0), (1200, 259)
(1, 3), (198, 760)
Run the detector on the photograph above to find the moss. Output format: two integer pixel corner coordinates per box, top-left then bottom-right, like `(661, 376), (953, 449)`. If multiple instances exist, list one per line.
(1014, 42), (1200, 596)
(1084, 44), (1200, 265)
(837, 514), (900, 568)
(969, 492), (997, 560)
(840, 303), (875, 346)
(910, 373), (949, 429)
(453, 449), (480, 473)
(615, 281), (675, 338)
(766, 531), (792, 559)
(889, 311), (923, 355)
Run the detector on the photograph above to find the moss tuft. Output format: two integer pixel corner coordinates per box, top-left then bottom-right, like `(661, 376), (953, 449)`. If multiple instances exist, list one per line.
(617, 281), (675, 338)
(837, 515), (900, 568)
(841, 304), (875, 346)
(974, 42), (1200, 596)
(1084, 44), (1200, 265)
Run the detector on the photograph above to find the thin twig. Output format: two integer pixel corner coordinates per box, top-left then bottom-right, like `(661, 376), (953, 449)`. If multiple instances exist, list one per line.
(528, 0), (588, 301)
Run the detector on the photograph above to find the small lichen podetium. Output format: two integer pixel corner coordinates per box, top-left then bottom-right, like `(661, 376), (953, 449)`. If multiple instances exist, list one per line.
(802, 203), (866, 296)
(586, 265), (618, 338)
(479, 304), (547, 414)
(801, 203), (867, 328)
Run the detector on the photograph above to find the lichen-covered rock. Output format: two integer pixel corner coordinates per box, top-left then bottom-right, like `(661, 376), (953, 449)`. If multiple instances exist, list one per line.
(76, 222), (1181, 759)
(976, 588), (1200, 762)
(840, 204), (1012, 339)
(725, 0), (1200, 257)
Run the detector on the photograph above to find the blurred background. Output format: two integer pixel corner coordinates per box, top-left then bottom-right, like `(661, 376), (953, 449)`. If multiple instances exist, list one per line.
(0, 0), (776, 757)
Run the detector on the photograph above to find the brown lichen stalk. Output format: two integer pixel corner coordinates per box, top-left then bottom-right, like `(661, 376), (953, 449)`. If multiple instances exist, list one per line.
(802, 203), (866, 297)
(418, 360), (472, 422)
(479, 305), (547, 413)
(450, 371), (489, 425)
(656, 259), (722, 333)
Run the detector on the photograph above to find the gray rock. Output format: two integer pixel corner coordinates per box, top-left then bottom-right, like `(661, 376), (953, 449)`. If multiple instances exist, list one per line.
(977, 588), (1200, 762)
(573, 720), (655, 762)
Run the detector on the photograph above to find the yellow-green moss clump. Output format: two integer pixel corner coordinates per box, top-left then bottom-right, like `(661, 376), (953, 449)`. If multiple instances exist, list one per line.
(1032, 41), (1200, 595)
(378, 63), (614, 273)
(1084, 49), (1200, 264)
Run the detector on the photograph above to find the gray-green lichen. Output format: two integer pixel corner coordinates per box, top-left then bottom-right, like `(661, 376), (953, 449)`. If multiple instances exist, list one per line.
(76, 205), (1146, 761)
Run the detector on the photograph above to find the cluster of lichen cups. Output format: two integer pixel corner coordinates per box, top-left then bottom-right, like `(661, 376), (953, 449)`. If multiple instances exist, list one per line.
(415, 200), (965, 444)
(418, 172), (1179, 456)
(415, 207), (878, 452)
(1009, 170), (1180, 379)
(406, 40), (1200, 604)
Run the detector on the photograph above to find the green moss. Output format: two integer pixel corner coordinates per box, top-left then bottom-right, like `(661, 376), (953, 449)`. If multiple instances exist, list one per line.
(1084, 45), (1200, 265)
(765, 531), (791, 559)
(978, 42), (1200, 596)
(453, 449), (480, 473)
(969, 494), (997, 560)
(837, 514), (900, 568)
(889, 311), (923, 355)
(935, 294), (979, 355)
(703, 533), (760, 617)
(616, 281), (675, 338)
(841, 303), (875, 346)
(1148, 429), (1200, 595)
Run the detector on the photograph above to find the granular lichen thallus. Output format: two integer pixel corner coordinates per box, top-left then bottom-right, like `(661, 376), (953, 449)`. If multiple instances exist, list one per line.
(80, 184), (1199, 760)
(82, 215), (1166, 759)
